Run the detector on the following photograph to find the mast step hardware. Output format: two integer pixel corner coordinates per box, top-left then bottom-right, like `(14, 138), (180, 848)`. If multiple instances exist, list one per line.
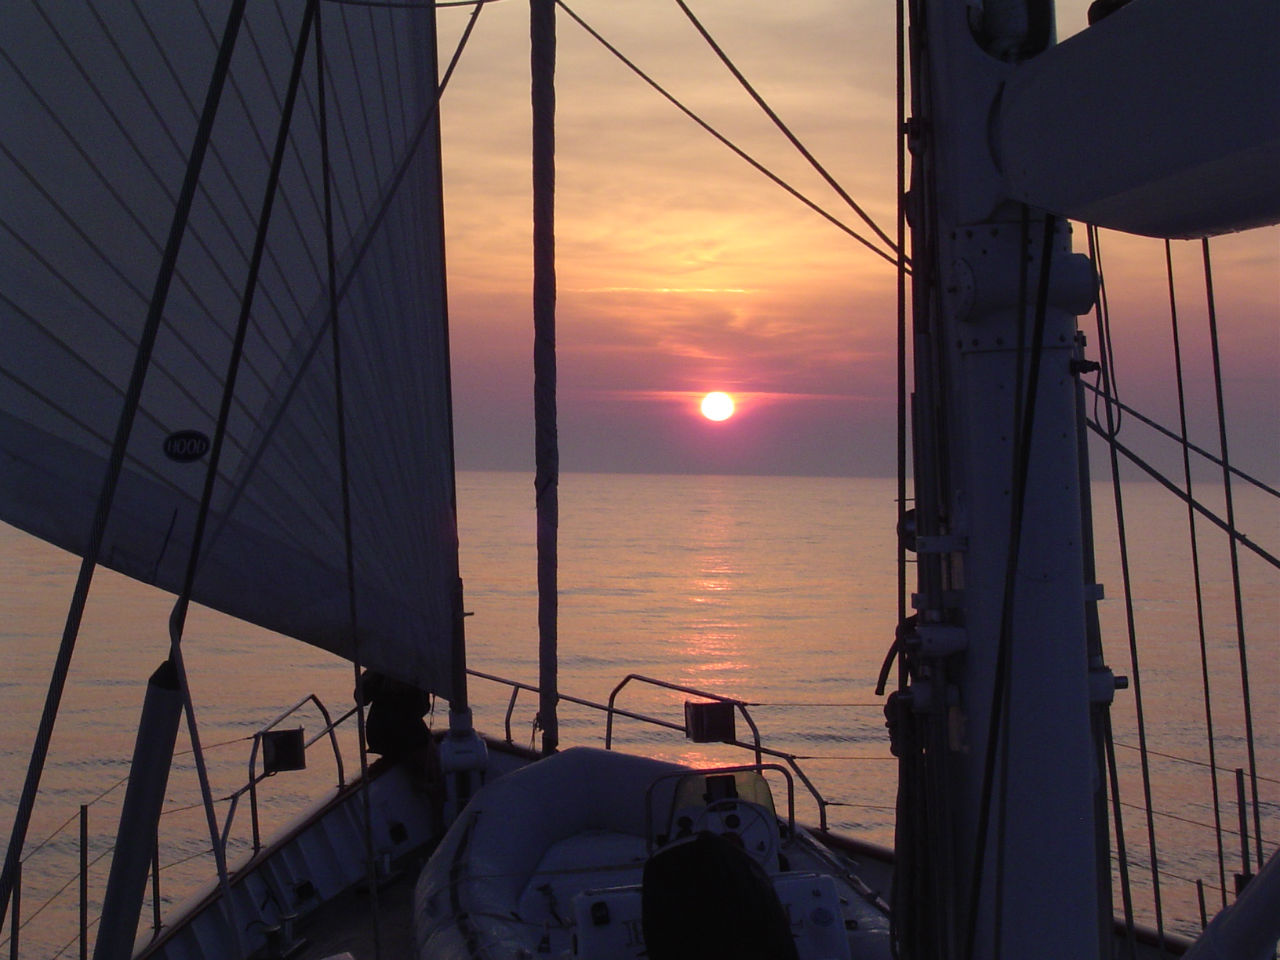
(1070, 357), (1101, 376)
(1089, 667), (1125, 705)
(905, 625), (968, 658)
(948, 226), (1096, 326)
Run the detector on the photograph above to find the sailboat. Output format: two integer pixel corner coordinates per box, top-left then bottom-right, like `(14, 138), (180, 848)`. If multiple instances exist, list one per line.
(1, 0), (1277, 958)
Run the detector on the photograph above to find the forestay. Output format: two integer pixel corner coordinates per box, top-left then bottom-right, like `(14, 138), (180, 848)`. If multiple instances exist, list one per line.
(0, 0), (460, 697)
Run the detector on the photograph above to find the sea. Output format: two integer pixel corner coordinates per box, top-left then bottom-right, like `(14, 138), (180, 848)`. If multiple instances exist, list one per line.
(1, 470), (1276, 956)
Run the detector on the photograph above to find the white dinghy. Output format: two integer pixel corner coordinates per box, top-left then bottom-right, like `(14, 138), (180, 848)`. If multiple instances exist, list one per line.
(414, 747), (891, 960)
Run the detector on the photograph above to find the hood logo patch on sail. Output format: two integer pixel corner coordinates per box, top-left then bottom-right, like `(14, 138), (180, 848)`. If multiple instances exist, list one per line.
(163, 430), (210, 463)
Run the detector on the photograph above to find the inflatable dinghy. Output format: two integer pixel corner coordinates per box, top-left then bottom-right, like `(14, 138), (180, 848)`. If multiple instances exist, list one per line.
(413, 747), (891, 959)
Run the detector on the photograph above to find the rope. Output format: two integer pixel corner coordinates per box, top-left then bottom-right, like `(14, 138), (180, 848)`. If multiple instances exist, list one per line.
(1105, 712), (1140, 959)
(157, 2), (321, 953)
(1201, 239), (1265, 870)
(17, 783), (127, 866)
(964, 211), (1054, 960)
(14, 731), (247, 867)
(99, 0), (315, 354)
(1078, 382), (1279, 501)
(227, 3), (330, 295)
(1118, 800), (1238, 837)
(1166, 239), (1229, 908)
(142, 0), (342, 423)
(12, 0), (356, 558)
(553, 0), (903, 269)
(1082, 417), (1279, 570)
(533, 0), (560, 756)
(51, 913), (101, 960)
(4, 845), (113, 941)
(1089, 226), (1123, 437)
(1089, 224), (1168, 948)
(0, 0), (250, 931)
(202, 0), (481, 555)
(176, 0), (326, 326)
(894, 0), (909, 705)
(1107, 853), (1229, 903)
(316, 2), (384, 953)
(672, 0), (901, 259)
(1112, 741), (1280, 786)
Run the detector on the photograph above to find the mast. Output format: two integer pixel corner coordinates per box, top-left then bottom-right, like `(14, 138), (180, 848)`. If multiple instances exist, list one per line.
(531, 0), (559, 756)
(898, 1), (1111, 956)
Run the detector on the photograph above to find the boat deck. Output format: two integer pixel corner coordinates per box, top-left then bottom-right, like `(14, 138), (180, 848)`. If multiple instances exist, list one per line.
(292, 866), (417, 960)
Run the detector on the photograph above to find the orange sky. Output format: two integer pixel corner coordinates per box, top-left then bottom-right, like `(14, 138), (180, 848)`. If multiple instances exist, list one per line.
(433, 0), (1279, 478)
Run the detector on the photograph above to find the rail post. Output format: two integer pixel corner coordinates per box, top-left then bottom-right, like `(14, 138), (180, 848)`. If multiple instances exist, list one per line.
(151, 832), (162, 934)
(7, 859), (18, 960)
(79, 804), (88, 960)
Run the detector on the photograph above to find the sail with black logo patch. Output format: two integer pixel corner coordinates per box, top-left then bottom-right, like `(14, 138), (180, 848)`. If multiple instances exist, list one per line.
(0, 0), (460, 698)
(163, 431), (211, 464)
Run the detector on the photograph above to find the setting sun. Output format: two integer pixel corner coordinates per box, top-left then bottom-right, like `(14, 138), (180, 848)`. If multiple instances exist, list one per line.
(700, 391), (735, 421)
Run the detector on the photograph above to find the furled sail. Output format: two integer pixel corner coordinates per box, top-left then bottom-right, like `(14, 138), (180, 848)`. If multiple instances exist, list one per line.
(0, 1), (460, 698)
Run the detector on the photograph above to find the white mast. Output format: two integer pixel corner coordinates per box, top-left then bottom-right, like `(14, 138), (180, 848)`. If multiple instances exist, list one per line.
(901, 1), (1108, 956)
(902, 1), (1278, 956)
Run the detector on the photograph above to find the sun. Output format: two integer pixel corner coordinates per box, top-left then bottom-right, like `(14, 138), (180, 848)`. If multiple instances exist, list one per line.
(700, 391), (735, 421)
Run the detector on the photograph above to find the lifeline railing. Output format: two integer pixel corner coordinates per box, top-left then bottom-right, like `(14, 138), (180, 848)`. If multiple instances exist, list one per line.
(223, 694), (350, 856)
(2, 694), (358, 960)
(8, 669), (853, 955)
(466, 668), (838, 832)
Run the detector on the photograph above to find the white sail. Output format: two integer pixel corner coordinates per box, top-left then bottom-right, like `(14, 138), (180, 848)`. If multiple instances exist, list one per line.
(0, 1), (460, 697)
(997, 0), (1280, 238)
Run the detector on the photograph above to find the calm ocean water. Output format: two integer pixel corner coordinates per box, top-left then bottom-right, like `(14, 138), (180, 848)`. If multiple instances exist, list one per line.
(1, 471), (1276, 954)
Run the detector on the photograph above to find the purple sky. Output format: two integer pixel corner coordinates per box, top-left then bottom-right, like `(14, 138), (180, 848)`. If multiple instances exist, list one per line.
(436, 0), (1279, 479)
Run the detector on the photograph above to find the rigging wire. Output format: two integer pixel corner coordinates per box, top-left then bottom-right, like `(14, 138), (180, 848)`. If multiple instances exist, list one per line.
(317, 0), (381, 957)
(11, 732), (249, 870)
(1165, 239), (1229, 908)
(1081, 414), (1280, 570)
(201, 0), (483, 556)
(321, 0), (433, 527)
(0, 217), (338, 562)
(532, 0), (560, 757)
(894, 0), (909, 703)
(4, 846), (114, 943)
(672, 0), (902, 259)
(1119, 800), (1237, 837)
(1112, 741), (1280, 786)
(134, 0), (326, 334)
(1201, 238), (1265, 871)
(962, 209), (1051, 960)
(1105, 711), (1140, 958)
(322, 0), (511, 7)
(159, 4), (326, 956)
(1080, 384), (1280, 501)
(1088, 223), (1168, 948)
(1090, 228), (1123, 438)
(553, 0), (903, 269)
(0, 0), (252, 934)
(10, 0), (390, 555)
